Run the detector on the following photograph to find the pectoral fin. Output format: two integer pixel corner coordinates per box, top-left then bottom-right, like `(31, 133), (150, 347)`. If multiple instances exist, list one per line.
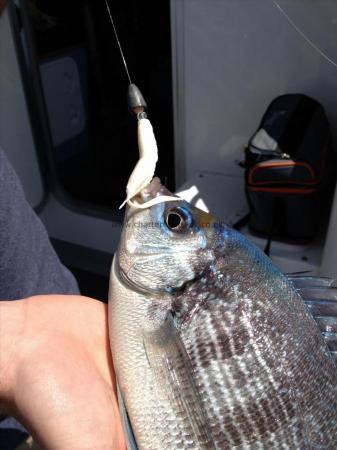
(142, 313), (215, 449)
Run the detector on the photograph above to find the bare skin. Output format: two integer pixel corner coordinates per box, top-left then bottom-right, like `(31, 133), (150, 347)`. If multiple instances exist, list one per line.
(0, 295), (126, 450)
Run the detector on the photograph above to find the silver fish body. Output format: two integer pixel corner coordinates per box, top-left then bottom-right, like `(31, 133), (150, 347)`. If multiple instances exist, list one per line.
(109, 197), (337, 449)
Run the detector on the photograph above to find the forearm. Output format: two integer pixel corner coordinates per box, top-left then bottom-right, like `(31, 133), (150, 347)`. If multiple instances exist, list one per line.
(0, 299), (24, 414)
(0, 149), (79, 301)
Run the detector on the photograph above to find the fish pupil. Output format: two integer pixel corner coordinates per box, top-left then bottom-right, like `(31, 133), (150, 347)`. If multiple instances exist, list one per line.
(167, 212), (183, 229)
(165, 208), (187, 231)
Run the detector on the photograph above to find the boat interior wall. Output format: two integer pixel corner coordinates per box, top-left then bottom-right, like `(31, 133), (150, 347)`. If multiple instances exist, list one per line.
(171, 0), (337, 184)
(171, 0), (337, 277)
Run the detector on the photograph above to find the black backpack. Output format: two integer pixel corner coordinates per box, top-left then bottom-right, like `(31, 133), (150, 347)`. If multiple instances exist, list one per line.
(244, 94), (336, 242)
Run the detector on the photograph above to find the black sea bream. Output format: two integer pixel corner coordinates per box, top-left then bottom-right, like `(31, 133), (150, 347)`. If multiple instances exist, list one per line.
(109, 185), (337, 449)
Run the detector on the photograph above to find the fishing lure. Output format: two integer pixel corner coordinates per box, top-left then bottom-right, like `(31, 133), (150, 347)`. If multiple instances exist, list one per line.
(119, 85), (181, 209)
(104, 0), (179, 209)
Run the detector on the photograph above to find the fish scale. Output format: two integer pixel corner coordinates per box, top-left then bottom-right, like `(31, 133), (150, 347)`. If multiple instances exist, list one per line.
(109, 191), (337, 449)
(175, 241), (336, 448)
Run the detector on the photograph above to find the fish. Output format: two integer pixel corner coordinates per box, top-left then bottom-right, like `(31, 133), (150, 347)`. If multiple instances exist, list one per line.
(108, 180), (337, 450)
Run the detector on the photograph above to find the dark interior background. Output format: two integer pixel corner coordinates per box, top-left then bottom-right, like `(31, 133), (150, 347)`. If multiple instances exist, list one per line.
(29, 0), (175, 209)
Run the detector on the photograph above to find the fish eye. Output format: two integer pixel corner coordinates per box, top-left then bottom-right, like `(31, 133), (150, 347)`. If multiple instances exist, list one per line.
(164, 207), (191, 232)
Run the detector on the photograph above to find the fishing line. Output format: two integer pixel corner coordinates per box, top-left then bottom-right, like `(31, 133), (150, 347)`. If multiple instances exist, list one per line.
(104, 0), (132, 83)
(273, 1), (337, 70)
(103, 0), (179, 210)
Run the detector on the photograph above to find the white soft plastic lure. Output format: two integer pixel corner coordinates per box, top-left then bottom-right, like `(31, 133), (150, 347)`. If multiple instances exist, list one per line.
(119, 117), (181, 209)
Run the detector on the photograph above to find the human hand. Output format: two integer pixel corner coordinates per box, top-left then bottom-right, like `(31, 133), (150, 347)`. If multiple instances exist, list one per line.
(0, 295), (126, 450)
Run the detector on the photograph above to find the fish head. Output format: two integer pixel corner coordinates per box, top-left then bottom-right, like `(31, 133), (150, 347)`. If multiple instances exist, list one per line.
(117, 187), (226, 294)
